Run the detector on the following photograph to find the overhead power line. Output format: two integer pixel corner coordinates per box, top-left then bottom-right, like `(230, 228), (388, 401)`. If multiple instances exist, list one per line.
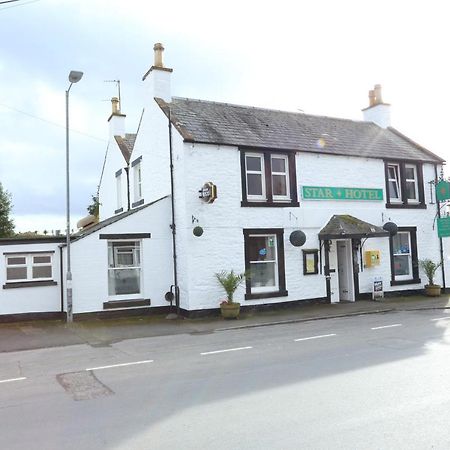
(0, 102), (107, 142)
(0, 0), (41, 11)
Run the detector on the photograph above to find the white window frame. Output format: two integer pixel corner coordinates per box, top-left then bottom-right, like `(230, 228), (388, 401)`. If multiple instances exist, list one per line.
(392, 232), (413, 281)
(271, 154), (290, 201)
(5, 254), (53, 282)
(248, 233), (279, 293)
(133, 163), (142, 203)
(116, 172), (122, 210)
(405, 163), (419, 203)
(245, 153), (266, 201)
(107, 240), (142, 298)
(387, 163), (402, 203)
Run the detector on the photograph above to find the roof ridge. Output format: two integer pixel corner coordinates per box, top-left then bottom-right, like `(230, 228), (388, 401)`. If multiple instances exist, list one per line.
(171, 96), (372, 127)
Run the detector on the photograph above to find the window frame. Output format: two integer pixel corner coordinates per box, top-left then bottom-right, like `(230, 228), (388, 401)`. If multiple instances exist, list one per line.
(243, 228), (288, 300)
(387, 163), (402, 203)
(384, 161), (425, 209)
(389, 226), (421, 286)
(240, 149), (299, 207)
(271, 154), (291, 201)
(302, 249), (319, 275)
(107, 240), (143, 298)
(245, 153), (266, 201)
(115, 169), (123, 212)
(4, 252), (54, 284)
(131, 156), (144, 208)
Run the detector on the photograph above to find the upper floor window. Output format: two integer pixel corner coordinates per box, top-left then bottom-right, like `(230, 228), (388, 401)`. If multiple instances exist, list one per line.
(385, 161), (424, 208)
(131, 156), (144, 208)
(115, 169), (123, 213)
(241, 150), (299, 207)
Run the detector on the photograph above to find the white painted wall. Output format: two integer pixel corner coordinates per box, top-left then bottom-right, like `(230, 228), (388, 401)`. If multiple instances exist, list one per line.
(174, 143), (443, 310)
(67, 197), (173, 314)
(0, 241), (63, 315)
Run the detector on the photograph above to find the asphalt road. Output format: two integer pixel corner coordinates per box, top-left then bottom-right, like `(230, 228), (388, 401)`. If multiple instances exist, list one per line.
(1, 309), (450, 449)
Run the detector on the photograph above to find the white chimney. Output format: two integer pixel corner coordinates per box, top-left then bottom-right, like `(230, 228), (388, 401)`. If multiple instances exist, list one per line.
(142, 42), (173, 103)
(362, 84), (391, 128)
(108, 96), (126, 138)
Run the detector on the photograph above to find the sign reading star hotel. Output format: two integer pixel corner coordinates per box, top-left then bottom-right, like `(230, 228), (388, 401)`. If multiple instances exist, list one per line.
(302, 186), (383, 201)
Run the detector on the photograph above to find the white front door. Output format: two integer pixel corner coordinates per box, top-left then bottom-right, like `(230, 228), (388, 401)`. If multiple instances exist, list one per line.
(337, 240), (355, 302)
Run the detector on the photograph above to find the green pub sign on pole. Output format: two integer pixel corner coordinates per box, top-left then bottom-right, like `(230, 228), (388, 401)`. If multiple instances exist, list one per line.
(436, 180), (450, 202)
(437, 217), (450, 238)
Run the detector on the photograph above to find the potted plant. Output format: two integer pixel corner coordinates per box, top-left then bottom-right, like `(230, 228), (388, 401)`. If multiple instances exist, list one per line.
(419, 259), (442, 296)
(215, 270), (246, 319)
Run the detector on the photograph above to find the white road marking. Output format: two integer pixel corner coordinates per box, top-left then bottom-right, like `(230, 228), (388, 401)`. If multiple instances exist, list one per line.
(431, 317), (450, 322)
(86, 360), (154, 371)
(201, 346), (253, 355)
(0, 377), (27, 384)
(371, 324), (402, 330)
(294, 333), (337, 342)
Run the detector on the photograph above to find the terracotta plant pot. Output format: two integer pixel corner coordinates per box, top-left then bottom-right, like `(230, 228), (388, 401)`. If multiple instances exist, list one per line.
(425, 284), (441, 297)
(220, 302), (241, 319)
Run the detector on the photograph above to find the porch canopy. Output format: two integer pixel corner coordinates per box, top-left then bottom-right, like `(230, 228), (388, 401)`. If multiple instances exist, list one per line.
(319, 215), (389, 240)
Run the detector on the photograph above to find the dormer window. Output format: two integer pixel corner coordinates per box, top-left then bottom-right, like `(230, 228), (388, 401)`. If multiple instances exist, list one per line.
(384, 161), (425, 209)
(241, 150), (299, 207)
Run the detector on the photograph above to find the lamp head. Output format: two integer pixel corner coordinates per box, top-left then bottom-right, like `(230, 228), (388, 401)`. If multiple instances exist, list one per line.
(68, 71), (83, 83)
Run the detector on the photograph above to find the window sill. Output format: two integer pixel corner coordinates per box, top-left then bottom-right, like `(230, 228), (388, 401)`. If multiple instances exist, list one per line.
(114, 207), (124, 214)
(390, 278), (421, 286)
(132, 199), (144, 208)
(241, 201), (299, 208)
(245, 290), (288, 300)
(103, 298), (151, 309)
(386, 203), (426, 209)
(3, 280), (57, 289)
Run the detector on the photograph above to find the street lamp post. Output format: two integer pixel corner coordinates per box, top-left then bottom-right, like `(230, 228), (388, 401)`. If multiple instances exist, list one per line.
(65, 70), (83, 323)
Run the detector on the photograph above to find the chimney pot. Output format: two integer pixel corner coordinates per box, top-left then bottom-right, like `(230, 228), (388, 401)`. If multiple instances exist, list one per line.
(368, 90), (375, 107)
(153, 42), (165, 68)
(374, 84), (383, 104)
(111, 96), (120, 114)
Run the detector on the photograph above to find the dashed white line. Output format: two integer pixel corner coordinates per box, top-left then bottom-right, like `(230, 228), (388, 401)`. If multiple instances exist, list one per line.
(371, 324), (402, 330)
(201, 346), (253, 355)
(0, 377), (27, 384)
(294, 333), (337, 342)
(85, 360), (154, 371)
(431, 317), (450, 322)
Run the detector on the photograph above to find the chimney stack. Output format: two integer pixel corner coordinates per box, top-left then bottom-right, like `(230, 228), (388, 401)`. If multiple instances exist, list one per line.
(142, 42), (173, 103)
(108, 96), (126, 138)
(362, 84), (391, 128)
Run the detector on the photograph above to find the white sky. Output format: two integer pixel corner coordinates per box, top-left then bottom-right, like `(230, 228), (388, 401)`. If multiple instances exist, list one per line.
(1, 0), (449, 232)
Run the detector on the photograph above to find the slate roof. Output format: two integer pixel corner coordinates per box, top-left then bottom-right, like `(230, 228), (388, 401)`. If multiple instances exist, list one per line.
(114, 133), (137, 163)
(69, 196), (169, 243)
(319, 215), (389, 240)
(156, 97), (444, 163)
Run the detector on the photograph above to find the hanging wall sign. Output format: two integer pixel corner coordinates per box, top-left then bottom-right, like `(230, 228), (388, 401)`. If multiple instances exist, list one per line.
(436, 180), (450, 202)
(437, 217), (450, 237)
(302, 186), (383, 201)
(198, 182), (217, 204)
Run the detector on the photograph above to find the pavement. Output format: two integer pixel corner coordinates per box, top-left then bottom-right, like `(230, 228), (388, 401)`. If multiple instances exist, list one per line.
(1, 294), (450, 353)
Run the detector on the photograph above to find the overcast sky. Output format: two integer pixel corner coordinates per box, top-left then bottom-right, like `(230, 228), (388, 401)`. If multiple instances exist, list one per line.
(1, 0), (449, 232)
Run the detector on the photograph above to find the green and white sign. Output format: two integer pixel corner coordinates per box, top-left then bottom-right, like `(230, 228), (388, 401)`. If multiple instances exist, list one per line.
(302, 186), (383, 201)
(437, 217), (450, 237)
(436, 180), (450, 202)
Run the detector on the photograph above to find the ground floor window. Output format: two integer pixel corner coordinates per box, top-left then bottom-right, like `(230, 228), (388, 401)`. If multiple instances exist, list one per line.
(243, 228), (287, 299)
(5, 253), (53, 282)
(108, 241), (141, 296)
(389, 227), (420, 285)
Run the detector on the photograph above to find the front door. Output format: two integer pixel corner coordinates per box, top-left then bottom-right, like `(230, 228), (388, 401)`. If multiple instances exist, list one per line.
(328, 241), (339, 303)
(337, 240), (355, 302)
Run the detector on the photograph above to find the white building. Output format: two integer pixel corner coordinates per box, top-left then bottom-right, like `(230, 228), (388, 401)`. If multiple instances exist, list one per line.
(0, 43), (446, 320)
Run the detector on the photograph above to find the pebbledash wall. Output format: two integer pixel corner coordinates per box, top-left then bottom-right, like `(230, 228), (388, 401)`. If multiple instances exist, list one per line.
(0, 239), (64, 318)
(172, 141), (443, 312)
